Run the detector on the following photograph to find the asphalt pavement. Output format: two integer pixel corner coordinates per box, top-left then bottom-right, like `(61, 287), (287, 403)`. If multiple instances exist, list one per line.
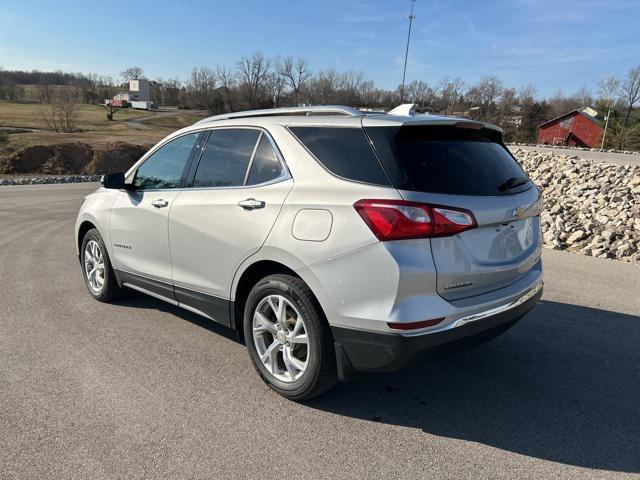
(1, 183), (639, 479)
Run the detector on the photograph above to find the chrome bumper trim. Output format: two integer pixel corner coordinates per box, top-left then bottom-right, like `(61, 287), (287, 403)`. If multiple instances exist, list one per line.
(451, 280), (543, 329)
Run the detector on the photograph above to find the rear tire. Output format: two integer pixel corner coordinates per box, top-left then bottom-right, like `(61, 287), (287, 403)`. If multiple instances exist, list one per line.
(80, 228), (125, 302)
(244, 274), (338, 401)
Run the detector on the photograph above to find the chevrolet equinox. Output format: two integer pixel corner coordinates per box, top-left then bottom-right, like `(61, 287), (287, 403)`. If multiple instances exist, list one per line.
(75, 105), (543, 400)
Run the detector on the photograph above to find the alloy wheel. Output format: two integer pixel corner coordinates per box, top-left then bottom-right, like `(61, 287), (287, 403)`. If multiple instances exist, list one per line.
(84, 240), (105, 294)
(252, 294), (310, 383)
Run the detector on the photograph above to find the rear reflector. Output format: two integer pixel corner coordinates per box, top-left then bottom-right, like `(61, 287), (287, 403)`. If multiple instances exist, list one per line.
(354, 199), (476, 241)
(387, 317), (445, 330)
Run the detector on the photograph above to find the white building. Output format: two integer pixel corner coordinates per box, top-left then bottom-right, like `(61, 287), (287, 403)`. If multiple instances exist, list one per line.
(128, 79), (150, 101)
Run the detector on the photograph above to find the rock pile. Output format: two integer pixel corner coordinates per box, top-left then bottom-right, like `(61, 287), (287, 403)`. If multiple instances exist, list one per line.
(0, 175), (101, 186)
(513, 148), (640, 264)
(508, 143), (639, 156)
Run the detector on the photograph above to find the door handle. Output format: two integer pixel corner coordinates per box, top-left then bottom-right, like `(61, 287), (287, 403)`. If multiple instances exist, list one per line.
(151, 199), (169, 208)
(238, 198), (265, 210)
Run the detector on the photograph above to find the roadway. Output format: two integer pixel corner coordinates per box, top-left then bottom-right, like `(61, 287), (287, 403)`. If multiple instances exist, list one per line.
(1, 183), (638, 479)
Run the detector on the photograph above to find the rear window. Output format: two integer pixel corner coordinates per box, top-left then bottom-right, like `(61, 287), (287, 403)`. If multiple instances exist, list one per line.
(366, 125), (532, 196)
(289, 126), (391, 186)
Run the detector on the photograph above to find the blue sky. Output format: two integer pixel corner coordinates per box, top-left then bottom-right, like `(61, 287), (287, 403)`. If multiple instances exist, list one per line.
(1, 0), (639, 97)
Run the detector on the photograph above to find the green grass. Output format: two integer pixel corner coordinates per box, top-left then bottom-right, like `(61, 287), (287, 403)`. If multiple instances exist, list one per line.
(0, 101), (150, 130)
(0, 102), (191, 152)
(141, 112), (209, 129)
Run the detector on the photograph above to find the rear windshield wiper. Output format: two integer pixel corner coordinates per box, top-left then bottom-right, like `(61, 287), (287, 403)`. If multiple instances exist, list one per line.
(498, 176), (529, 192)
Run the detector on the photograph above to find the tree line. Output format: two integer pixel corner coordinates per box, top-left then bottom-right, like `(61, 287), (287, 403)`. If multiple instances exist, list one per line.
(1, 53), (639, 148)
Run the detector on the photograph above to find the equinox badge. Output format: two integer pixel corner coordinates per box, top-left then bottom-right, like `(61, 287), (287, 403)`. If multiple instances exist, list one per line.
(444, 281), (473, 290)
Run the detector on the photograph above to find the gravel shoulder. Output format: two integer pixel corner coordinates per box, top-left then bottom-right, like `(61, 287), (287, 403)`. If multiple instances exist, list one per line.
(512, 148), (640, 264)
(509, 145), (640, 167)
(0, 183), (639, 479)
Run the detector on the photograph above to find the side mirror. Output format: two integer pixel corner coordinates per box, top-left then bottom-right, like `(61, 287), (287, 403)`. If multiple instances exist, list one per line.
(100, 172), (127, 190)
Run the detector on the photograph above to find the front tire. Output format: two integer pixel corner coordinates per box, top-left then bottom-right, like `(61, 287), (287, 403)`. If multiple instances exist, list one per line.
(244, 274), (337, 401)
(80, 228), (125, 302)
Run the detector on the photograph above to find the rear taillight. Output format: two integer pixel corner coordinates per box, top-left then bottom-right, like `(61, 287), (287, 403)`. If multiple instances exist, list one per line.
(354, 199), (476, 241)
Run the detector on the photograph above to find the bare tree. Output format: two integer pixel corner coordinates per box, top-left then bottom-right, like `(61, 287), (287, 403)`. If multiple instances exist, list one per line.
(338, 70), (364, 105)
(43, 89), (78, 133)
(598, 75), (620, 104)
(96, 76), (117, 105)
(404, 80), (433, 109)
(438, 77), (465, 115)
(518, 84), (538, 104)
(189, 67), (221, 112)
(597, 75), (620, 149)
(575, 86), (593, 107)
(163, 78), (182, 106)
(265, 72), (286, 107)
(358, 80), (377, 108)
(516, 85), (549, 143)
(306, 69), (341, 104)
(120, 66), (145, 81)
(277, 56), (311, 105)
(36, 80), (54, 104)
(216, 66), (237, 112)
(106, 102), (118, 121)
(236, 52), (271, 108)
(497, 87), (517, 120)
(618, 65), (640, 148)
(83, 73), (100, 103)
(466, 76), (503, 121)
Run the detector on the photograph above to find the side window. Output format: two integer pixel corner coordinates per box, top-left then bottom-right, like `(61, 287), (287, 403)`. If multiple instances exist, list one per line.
(134, 133), (199, 190)
(246, 134), (284, 185)
(193, 129), (260, 187)
(289, 126), (391, 186)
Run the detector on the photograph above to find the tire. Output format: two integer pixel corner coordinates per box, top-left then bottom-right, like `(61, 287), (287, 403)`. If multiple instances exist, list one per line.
(80, 228), (125, 302)
(244, 274), (338, 401)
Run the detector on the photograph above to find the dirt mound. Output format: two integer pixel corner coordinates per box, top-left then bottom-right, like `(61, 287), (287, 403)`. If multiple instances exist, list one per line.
(0, 142), (151, 175)
(81, 143), (150, 174)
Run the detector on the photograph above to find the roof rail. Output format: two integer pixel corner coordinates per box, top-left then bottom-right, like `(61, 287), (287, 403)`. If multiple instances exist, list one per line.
(194, 105), (363, 124)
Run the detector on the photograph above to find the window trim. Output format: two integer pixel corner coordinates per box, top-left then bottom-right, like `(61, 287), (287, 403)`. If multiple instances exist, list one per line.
(184, 126), (291, 191)
(286, 125), (394, 188)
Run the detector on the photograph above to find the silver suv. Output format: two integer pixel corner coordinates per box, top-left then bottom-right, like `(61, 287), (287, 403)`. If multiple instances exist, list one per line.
(75, 105), (543, 400)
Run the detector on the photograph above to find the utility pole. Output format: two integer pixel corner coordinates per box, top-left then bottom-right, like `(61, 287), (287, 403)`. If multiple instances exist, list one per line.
(601, 90), (615, 151)
(399, 0), (416, 104)
(600, 107), (611, 150)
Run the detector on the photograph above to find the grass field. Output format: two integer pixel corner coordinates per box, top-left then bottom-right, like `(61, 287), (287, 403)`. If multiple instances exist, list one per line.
(0, 102), (208, 151)
(142, 112), (209, 129)
(0, 101), (149, 130)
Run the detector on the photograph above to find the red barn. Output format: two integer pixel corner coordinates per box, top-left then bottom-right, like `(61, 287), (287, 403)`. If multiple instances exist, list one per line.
(537, 109), (603, 148)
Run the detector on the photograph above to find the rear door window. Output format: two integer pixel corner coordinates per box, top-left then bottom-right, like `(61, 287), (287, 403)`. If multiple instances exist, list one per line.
(289, 126), (391, 186)
(193, 128), (261, 187)
(366, 125), (531, 196)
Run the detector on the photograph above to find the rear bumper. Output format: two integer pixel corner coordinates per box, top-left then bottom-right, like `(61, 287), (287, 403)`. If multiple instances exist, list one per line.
(332, 282), (542, 380)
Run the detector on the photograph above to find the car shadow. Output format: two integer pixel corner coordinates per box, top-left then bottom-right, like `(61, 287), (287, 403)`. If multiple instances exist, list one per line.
(306, 300), (640, 473)
(111, 293), (639, 473)
(113, 291), (243, 344)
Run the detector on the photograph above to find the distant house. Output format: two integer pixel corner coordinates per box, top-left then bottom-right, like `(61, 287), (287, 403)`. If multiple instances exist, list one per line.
(537, 108), (603, 148)
(106, 79), (155, 110)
